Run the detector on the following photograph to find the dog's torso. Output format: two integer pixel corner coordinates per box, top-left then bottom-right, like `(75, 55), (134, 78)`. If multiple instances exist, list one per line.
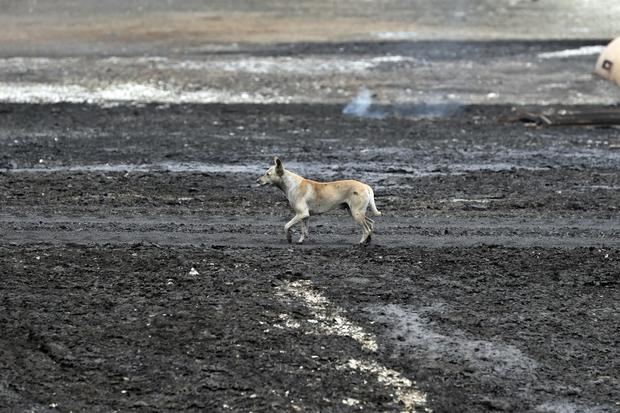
(283, 173), (370, 215)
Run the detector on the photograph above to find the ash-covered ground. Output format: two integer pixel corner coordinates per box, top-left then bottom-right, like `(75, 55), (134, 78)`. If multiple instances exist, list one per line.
(1, 101), (619, 412)
(1, 2), (620, 412)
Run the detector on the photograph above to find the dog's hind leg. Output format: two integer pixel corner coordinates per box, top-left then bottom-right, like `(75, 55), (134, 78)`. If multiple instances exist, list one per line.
(364, 216), (373, 242)
(298, 217), (310, 244)
(352, 211), (372, 244)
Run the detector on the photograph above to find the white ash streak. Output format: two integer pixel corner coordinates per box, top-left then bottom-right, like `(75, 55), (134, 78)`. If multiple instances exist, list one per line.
(374, 31), (419, 40)
(276, 280), (378, 352)
(0, 55), (417, 105)
(0, 82), (300, 105)
(339, 358), (429, 413)
(0, 55), (416, 76)
(537, 45), (605, 59)
(275, 280), (429, 412)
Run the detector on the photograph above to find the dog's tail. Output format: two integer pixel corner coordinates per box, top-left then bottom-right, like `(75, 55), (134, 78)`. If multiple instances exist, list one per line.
(367, 186), (382, 216)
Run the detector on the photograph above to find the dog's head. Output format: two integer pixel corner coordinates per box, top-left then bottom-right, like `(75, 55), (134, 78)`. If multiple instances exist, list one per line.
(257, 156), (285, 186)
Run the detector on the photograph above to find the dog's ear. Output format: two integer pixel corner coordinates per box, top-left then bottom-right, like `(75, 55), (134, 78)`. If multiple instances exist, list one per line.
(274, 157), (284, 176)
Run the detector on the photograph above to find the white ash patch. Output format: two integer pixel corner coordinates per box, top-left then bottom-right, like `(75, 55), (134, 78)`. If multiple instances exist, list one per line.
(0, 55), (415, 77)
(342, 397), (360, 407)
(538, 45), (605, 59)
(339, 359), (429, 412)
(448, 198), (493, 203)
(374, 31), (419, 40)
(275, 280), (378, 351)
(0, 82), (301, 105)
(275, 280), (429, 412)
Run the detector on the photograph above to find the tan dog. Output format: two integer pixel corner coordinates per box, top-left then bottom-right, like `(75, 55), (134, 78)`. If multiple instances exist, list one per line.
(257, 157), (381, 244)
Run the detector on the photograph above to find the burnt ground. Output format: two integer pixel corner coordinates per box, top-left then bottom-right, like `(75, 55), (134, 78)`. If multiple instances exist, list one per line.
(1, 103), (619, 412)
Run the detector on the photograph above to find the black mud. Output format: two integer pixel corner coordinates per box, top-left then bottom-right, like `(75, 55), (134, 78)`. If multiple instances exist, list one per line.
(1, 103), (619, 412)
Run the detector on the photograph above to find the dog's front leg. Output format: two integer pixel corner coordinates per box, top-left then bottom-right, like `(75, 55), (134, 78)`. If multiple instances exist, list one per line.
(284, 212), (309, 244)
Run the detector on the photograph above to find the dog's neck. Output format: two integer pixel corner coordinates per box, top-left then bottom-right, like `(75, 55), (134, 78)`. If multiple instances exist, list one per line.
(275, 170), (303, 197)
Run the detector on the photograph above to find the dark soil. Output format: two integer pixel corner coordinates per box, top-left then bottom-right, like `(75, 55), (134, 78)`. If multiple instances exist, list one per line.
(1, 103), (619, 412)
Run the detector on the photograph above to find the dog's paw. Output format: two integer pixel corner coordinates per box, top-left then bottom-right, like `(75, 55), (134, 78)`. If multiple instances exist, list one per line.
(359, 236), (372, 245)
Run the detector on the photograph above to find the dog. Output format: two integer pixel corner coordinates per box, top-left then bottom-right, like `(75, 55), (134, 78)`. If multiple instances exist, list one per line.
(257, 157), (381, 244)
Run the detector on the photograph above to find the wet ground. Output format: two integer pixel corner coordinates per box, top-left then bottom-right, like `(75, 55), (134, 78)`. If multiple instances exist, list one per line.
(1, 101), (619, 412)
